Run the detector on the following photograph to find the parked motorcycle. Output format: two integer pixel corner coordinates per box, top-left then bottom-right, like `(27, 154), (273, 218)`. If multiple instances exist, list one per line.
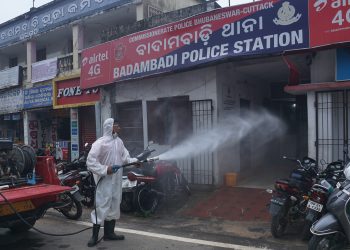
(55, 143), (95, 208)
(120, 148), (158, 216)
(121, 170), (159, 216)
(268, 156), (318, 238)
(55, 169), (83, 220)
(301, 160), (344, 240)
(78, 170), (95, 207)
(56, 143), (91, 174)
(309, 178), (350, 249)
(120, 147), (191, 216)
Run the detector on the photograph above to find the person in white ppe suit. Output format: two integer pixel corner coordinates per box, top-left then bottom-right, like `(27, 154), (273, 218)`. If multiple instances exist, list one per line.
(86, 118), (138, 247)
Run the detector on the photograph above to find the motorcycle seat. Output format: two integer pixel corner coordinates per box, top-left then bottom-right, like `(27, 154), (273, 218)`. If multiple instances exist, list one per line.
(58, 170), (78, 181)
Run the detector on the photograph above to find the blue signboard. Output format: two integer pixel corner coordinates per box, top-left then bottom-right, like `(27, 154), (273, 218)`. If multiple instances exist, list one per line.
(82, 0), (310, 87)
(23, 84), (53, 109)
(337, 48), (350, 81)
(0, 0), (131, 48)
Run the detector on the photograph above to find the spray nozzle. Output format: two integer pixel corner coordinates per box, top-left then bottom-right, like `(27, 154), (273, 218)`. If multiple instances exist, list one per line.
(146, 156), (159, 162)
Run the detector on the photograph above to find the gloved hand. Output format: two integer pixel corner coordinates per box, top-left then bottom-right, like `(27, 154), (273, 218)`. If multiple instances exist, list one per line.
(111, 165), (122, 173)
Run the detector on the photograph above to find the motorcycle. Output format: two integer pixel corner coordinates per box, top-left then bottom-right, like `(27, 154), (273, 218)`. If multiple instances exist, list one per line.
(56, 143), (91, 174)
(267, 156), (318, 238)
(77, 170), (95, 207)
(120, 148), (158, 216)
(301, 160), (344, 240)
(120, 147), (191, 216)
(55, 143), (95, 208)
(55, 169), (83, 220)
(309, 181), (350, 249)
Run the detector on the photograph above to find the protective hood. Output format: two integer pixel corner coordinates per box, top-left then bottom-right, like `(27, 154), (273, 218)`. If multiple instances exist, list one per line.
(103, 118), (114, 137)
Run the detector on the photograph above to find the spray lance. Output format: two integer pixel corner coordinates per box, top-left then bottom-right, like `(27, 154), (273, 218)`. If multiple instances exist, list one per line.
(110, 148), (159, 173)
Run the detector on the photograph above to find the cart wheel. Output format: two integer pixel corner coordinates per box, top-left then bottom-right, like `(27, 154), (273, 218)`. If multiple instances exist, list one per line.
(21, 145), (37, 172)
(7, 145), (25, 176)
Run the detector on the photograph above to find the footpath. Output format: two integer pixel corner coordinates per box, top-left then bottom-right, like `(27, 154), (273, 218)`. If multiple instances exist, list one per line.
(172, 186), (308, 250)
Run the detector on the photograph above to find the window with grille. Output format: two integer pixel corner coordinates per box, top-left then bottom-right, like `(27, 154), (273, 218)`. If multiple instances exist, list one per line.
(36, 48), (46, 61)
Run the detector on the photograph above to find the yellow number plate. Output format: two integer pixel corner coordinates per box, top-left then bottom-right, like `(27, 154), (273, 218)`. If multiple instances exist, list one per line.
(0, 200), (35, 216)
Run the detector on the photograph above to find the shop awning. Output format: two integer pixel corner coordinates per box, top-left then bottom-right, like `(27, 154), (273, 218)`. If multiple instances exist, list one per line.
(284, 81), (350, 95)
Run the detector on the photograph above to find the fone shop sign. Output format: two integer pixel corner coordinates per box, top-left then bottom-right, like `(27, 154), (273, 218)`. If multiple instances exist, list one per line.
(53, 77), (100, 109)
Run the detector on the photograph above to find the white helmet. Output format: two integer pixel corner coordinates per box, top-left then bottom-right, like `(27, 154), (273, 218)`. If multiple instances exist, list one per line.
(344, 162), (350, 180)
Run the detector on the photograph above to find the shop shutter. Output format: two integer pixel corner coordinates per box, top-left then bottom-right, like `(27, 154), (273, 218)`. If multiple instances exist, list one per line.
(79, 106), (96, 147)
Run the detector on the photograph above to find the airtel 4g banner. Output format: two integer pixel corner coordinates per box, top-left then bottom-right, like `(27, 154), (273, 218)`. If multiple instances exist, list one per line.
(309, 0), (350, 47)
(81, 0), (309, 89)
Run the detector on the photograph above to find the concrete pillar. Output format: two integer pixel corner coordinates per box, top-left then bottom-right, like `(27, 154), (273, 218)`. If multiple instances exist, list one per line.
(95, 102), (102, 138)
(100, 87), (112, 125)
(26, 40), (36, 84)
(142, 100), (148, 148)
(72, 24), (84, 70)
(307, 92), (316, 160)
(136, 2), (144, 21)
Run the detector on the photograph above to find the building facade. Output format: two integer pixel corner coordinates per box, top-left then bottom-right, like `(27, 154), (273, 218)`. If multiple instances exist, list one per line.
(0, 0), (205, 161)
(1, 0), (348, 186)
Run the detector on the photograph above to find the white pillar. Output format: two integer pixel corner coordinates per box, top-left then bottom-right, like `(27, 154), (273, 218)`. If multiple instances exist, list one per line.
(26, 40), (36, 84)
(142, 100), (148, 148)
(95, 102), (102, 138)
(100, 88), (112, 124)
(72, 24), (84, 70)
(136, 2), (144, 21)
(307, 92), (316, 160)
(23, 111), (29, 145)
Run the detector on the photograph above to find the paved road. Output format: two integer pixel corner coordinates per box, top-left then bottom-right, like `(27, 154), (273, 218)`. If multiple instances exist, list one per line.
(0, 215), (268, 250)
(0, 207), (307, 250)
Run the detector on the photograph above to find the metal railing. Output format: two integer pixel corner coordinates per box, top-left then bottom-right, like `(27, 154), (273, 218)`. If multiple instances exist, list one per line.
(57, 54), (73, 74)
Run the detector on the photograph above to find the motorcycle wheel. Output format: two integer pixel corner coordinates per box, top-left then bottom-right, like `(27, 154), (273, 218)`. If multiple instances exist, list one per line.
(58, 193), (83, 220)
(159, 172), (177, 202)
(309, 234), (346, 250)
(271, 213), (287, 238)
(137, 187), (158, 217)
(120, 192), (134, 213)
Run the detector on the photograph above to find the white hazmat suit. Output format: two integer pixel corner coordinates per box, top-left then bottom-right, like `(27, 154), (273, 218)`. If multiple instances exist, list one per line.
(87, 118), (137, 225)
